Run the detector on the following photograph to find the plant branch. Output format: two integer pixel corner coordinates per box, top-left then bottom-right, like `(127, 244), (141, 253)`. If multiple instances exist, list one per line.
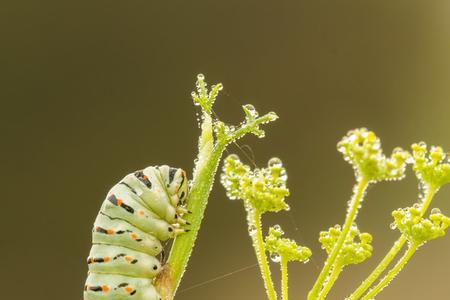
(347, 186), (437, 299)
(360, 244), (418, 300)
(250, 209), (278, 300)
(281, 256), (289, 300)
(154, 75), (277, 299)
(317, 263), (344, 300)
(308, 177), (369, 300)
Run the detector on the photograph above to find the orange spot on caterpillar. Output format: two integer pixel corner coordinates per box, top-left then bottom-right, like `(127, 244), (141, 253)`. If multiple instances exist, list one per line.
(107, 229), (114, 235)
(125, 255), (133, 262)
(102, 285), (110, 292)
(125, 287), (133, 293)
(138, 210), (145, 217)
(130, 233), (138, 240)
(117, 199), (123, 206)
(103, 256), (110, 262)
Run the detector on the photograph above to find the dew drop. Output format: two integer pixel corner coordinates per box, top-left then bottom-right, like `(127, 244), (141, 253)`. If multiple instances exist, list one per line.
(390, 222), (397, 230)
(431, 208), (441, 215)
(270, 253), (281, 263)
(273, 224), (283, 234)
(228, 154), (240, 162)
(243, 104), (259, 119)
(248, 225), (257, 235)
(268, 157), (283, 168)
(197, 74), (205, 81)
(334, 224), (342, 231)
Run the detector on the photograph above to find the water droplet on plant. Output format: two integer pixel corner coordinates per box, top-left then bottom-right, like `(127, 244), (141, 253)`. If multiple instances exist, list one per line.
(431, 208), (441, 215)
(270, 253), (281, 263)
(273, 224), (283, 234)
(268, 157), (283, 168)
(390, 222), (397, 230)
(334, 224), (342, 231)
(228, 154), (240, 162)
(197, 74), (205, 80)
(418, 141), (427, 149)
(248, 225), (257, 235)
(243, 104), (258, 117)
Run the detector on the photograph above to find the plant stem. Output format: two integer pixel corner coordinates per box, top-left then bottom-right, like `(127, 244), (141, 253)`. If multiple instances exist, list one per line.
(250, 209), (278, 300)
(360, 244), (418, 300)
(155, 138), (226, 299)
(308, 177), (369, 300)
(347, 186), (436, 299)
(317, 263), (344, 300)
(281, 256), (289, 300)
(347, 235), (407, 300)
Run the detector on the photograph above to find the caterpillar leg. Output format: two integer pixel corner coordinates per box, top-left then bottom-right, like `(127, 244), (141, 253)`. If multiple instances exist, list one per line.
(84, 273), (161, 300)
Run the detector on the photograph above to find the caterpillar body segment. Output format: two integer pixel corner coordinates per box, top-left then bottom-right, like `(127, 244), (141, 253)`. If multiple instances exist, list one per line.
(121, 166), (188, 222)
(93, 214), (163, 256)
(85, 273), (160, 300)
(101, 188), (173, 241)
(120, 173), (177, 224)
(84, 165), (189, 300)
(88, 245), (161, 278)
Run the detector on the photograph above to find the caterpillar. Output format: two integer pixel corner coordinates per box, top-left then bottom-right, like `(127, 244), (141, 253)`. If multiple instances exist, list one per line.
(84, 165), (189, 300)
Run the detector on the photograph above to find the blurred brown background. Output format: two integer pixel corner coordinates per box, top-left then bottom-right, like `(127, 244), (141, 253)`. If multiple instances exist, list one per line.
(1, 1), (450, 299)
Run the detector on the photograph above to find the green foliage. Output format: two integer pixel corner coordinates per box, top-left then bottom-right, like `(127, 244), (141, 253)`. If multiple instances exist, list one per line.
(338, 128), (409, 182)
(265, 225), (312, 263)
(392, 207), (450, 246)
(156, 74), (277, 300)
(219, 127), (449, 300)
(153, 75), (449, 300)
(319, 225), (373, 267)
(411, 142), (450, 189)
(221, 155), (309, 300)
(221, 155), (290, 213)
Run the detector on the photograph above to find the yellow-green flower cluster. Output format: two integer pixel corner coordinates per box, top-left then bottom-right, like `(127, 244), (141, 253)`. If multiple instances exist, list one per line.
(337, 128), (409, 182)
(265, 225), (312, 263)
(221, 155), (290, 214)
(319, 225), (373, 266)
(411, 142), (450, 190)
(392, 207), (450, 246)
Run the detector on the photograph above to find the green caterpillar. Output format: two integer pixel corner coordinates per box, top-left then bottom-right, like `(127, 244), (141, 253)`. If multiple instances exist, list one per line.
(84, 165), (189, 300)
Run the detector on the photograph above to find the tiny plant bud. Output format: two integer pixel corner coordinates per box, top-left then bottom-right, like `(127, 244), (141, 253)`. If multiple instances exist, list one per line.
(411, 142), (450, 190)
(337, 128), (409, 182)
(392, 207), (450, 246)
(319, 225), (373, 267)
(265, 225), (312, 264)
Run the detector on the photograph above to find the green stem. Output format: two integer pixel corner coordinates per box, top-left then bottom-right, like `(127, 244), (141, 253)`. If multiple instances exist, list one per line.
(317, 263), (344, 300)
(251, 209), (278, 300)
(281, 256), (289, 300)
(157, 142), (226, 299)
(308, 177), (369, 300)
(361, 244), (418, 300)
(347, 186), (436, 300)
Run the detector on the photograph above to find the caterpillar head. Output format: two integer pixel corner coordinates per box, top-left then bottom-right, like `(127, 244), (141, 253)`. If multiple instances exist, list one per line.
(159, 166), (189, 205)
(172, 168), (188, 205)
